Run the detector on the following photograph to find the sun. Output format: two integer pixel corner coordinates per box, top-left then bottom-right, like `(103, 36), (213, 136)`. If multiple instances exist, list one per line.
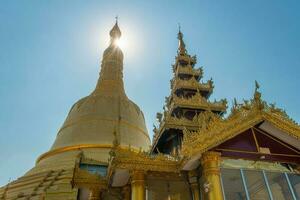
(98, 21), (141, 61)
(115, 38), (127, 50)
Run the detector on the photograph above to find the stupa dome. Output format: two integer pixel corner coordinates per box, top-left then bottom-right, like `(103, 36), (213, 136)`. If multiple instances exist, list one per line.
(50, 90), (150, 151)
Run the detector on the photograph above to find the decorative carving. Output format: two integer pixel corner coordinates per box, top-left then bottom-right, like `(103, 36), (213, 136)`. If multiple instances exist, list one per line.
(110, 148), (180, 173)
(172, 77), (213, 93)
(152, 110), (223, 143)
(175, 54), (197, 67)
(169, 92), (227, 112)
(182, 83), (300, 158)
(71, 166), (107, 191)
(131, 170), (145, 187)
(156, 112), (163, 123)
(176, 65), (203, 78)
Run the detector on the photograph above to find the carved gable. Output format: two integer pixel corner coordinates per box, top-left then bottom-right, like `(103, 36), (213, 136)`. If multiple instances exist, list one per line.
(213, 126), (300, 164)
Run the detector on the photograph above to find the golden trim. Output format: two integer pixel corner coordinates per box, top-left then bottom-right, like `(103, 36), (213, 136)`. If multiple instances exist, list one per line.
(169, 92), (227, 113)
(176, 65), (202, 76)
(254, 127), (300, 154)
(7, 176), (70, 190)
(182, 98), (300, 158)
(37, 144), (140, 164)
(111, 148), (180, 173)
(172, 77), (213, 93)
(216, 148), (300, 157)
(251, 128), (260, 152)
(220, 157), (293, 172)
(216, 148), (257, 154)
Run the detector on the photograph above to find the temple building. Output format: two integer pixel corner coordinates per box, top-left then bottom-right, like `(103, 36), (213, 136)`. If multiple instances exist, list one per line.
(1, 21), (300, 200)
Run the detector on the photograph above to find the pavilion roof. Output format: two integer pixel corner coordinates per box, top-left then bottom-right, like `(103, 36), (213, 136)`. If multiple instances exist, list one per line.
(181, 85), (300, 159)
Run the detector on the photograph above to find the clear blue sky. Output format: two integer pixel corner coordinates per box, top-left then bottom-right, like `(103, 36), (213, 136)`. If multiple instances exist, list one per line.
(0, 0), (299, 186)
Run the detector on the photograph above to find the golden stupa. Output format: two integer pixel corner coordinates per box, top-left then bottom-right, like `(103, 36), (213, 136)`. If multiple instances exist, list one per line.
(46, 21), (150, 158)
(36, 20), (150, 171)
(0, 22), (150, 200)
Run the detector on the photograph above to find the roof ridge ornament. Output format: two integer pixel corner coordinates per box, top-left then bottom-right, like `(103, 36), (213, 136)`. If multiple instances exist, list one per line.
(253, 80), (264, 110)
(255, 80), (260, 92)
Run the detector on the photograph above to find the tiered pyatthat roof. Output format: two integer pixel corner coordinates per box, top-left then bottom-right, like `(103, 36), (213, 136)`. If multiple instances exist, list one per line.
(152, 30), (227, 152)
(170, 30), (227, 114)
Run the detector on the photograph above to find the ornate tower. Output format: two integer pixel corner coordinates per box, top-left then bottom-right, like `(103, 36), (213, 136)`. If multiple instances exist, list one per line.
(152, 30), (227, 154)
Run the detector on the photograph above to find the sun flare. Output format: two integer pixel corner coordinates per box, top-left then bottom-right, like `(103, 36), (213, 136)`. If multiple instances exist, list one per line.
(115, 38), (127, 50)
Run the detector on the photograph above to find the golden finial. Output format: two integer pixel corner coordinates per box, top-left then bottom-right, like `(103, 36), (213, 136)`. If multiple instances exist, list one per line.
(231, 98), (239, 114)
(233, 98), (238, 108)
(109, 17), (121, 43)
(254, 80), (261, 97)
(255, 80), (260, 92)
(253, 80), (264, 109)
(177, 24), (187, 55)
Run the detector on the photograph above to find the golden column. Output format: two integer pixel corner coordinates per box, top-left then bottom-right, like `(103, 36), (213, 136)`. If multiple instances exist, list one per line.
(131, 170), (145, 200)
(200, 151), (223, 200)
(89, 188), (101, 200)
(189, 170), (200, 200)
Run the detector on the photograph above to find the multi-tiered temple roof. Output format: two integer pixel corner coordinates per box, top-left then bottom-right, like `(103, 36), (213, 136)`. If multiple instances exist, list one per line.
(152, 30), (227, 154)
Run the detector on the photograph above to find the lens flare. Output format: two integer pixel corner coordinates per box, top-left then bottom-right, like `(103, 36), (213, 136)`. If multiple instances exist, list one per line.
(115, 38), (127, 50)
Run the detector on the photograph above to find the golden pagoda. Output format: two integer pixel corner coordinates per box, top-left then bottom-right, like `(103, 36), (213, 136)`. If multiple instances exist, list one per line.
(1, 22), (300, 200)
(152, 30), (227, 155)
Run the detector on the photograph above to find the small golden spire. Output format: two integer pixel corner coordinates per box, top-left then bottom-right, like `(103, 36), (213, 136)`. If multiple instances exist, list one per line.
(109, 18), (121, 45)
(255, 80), (260, 92)
(253, 80), (264, 109)
(177, 25), (187, 55)
(94, 20), (125, 97)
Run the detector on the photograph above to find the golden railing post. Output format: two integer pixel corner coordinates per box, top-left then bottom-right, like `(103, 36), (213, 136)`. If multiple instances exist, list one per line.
(189, 170), (200, 200)
(200, 151), (223, 200)
(131, 170), (145, 200)
(89, 188), (101, 200)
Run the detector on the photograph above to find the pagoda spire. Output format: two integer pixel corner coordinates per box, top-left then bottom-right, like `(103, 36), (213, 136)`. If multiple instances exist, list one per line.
(151, 28), (227, 154)
(109, 18), (121, 46)
(177, 27), (187, 56)
(93, 21), (126, 98)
